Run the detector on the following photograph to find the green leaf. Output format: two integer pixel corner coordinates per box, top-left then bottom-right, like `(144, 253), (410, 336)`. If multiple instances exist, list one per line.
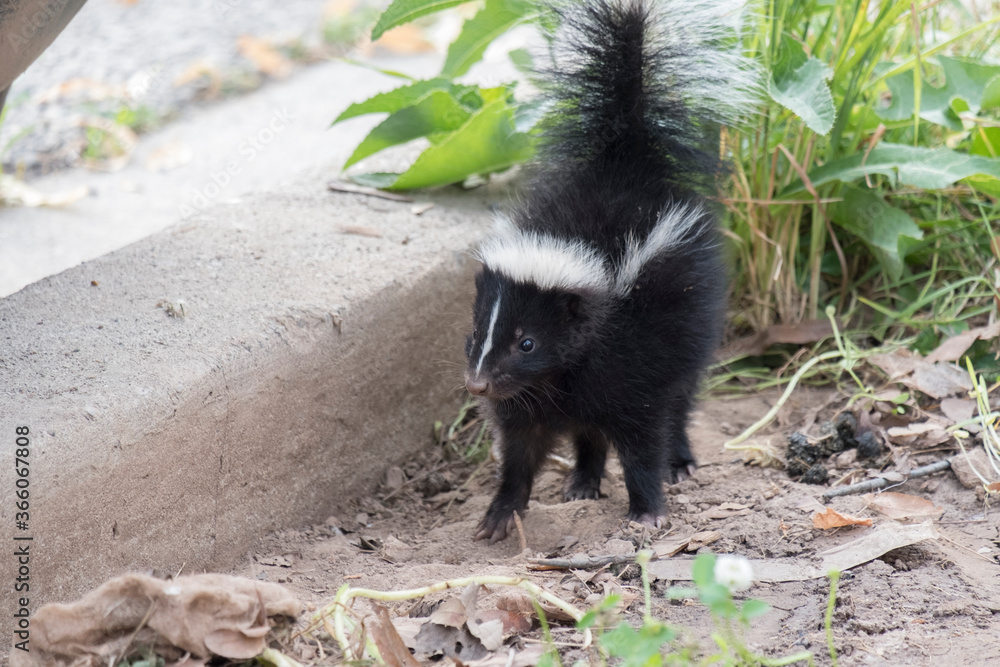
(877, 56), (1000, 129)
(442, 0), (537, 78)
(370, 0), (467, 41)
(968, 126), (1000, 194)
(971, 127), (1000, 158)
(831, 186), (923, 281)
(344, 91), (472, 168)
(691, 553), (716, 589)
(739, 598), (771, 623)
(769, 38), (836, 135)
(784, 143), (1000, 193)
(509, 47), (533, 74)
(365, 87), (534, 190)
(348, 172), (400, 188)
(334, 78), (478, 124)
(600, 621), (675, 666)
(983, 76), (1000, 110)
(576, 594), (620, 630)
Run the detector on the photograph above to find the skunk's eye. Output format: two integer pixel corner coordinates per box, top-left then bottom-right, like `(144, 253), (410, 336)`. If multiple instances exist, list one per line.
(519, 338), (535, 353)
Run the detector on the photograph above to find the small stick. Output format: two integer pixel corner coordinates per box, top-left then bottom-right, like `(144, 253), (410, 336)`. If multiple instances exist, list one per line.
(513, 511), (527, 551)
(328, 180), (414, 202)
(528, 554), (637, 571)
(821, 459), (951, 501)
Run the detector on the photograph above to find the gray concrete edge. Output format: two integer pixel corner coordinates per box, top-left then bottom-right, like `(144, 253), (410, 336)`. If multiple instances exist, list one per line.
(0, 171), (500, 630)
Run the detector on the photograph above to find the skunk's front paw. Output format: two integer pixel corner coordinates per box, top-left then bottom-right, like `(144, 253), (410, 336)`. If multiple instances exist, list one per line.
(563, 473), (601, 501)
(663, 462), (697, 484)
(474, 509), (517, 544)
(627, 511), (666, 529)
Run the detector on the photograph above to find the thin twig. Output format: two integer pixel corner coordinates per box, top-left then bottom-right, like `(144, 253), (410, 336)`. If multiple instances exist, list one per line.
(513, 511), (528, 552)
(821, 459), (951, 501)
(528, 554), (637, 571)
(327, 180), (415, 202)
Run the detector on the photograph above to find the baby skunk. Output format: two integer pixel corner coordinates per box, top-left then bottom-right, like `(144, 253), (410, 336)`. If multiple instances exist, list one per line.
(464, 0), (757, 542)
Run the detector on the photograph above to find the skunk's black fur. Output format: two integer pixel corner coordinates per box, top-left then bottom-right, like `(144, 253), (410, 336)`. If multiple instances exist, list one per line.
(465, 0), (755, 542)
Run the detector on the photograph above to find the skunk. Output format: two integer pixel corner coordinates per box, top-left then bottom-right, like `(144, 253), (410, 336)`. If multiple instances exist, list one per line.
(464, 0), (758, 542)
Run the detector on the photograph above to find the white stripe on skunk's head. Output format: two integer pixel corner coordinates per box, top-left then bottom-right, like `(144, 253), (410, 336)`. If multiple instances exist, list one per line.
(475, 220), (613, 294)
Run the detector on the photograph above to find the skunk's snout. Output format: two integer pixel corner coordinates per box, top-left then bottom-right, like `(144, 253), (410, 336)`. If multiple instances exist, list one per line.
(466, 377), (490, 396)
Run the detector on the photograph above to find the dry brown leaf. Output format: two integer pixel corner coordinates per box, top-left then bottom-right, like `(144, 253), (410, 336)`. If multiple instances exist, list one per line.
(467, 617), (504, 651)
(36, 77), (124, 103)
(950, 447), (1000, 488)
(870, 350), (973, 399)
(12, 573), (301, 667)
(371, 604), (421, 667)
(0, 175), (89, 207)
(325, 0), (358, 18)
(686, 530), (722, 550)
(173, 61), (223, 98)
(465, 644), (547, 666)
(495, 590), (534, 614)
(719, 319), (834, 358)
(650, 522), (938, 583)
(375, 23), (436, 54)
(925, 322), (1000, 363)
(651, 534), (691, 557)
(477, 609), (533, 636)
(940, 397), (976, 427)
(340, 225), (384, 238)
(908, 364), (974, 399)
(812, 507), (873, 529)
(429, 597), (469, 629)
(862, 492), (944, 521)
(237, 35), (292, 78)
(146, 142), (194, 172)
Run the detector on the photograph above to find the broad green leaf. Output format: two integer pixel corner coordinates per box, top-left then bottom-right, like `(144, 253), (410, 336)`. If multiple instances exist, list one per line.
(441, 0), (537, 78)
(968, 127), (1000, 193)
(600, 621), (675, 665)
(983, 76), (1000, 110)
(509, 47), (533, 74)
(971, 127), (1000, 158)
(784, 143), (1000, 193)
(769, 38), (835, 135)
(691, 553), (716, 588)
(739, 598), (771, 622)
(334, 78), (478, 124)
(348, 172), (400, 188)
(370, 0), (466, 40)
(344, 91), (471, 168)
(877, 56), (1000, 129)
(363, 87), (534, 190)
(832, 186), (923, 281)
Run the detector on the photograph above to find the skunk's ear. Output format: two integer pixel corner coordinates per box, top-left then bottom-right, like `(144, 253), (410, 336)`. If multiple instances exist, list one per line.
(558, 292), (585, 323)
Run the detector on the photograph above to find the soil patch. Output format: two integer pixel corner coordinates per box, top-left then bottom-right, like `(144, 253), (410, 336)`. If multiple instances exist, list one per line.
(236, 388), (1000, 665)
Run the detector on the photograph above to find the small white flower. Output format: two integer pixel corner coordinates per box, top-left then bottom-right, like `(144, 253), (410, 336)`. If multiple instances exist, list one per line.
(714, 554), (753, 591)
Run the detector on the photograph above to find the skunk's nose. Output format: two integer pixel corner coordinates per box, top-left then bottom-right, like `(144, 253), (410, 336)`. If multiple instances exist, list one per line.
(466, 378), (490, 396)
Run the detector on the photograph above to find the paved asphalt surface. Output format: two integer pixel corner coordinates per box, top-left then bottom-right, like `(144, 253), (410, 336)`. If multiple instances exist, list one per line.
(1, 0), (333, 174)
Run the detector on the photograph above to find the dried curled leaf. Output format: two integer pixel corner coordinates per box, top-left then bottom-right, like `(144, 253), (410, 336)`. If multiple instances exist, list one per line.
(12, 573), (302, 667)
(812, 507), (873, 529)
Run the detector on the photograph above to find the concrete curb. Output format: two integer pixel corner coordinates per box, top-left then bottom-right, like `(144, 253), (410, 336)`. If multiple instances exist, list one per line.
(0, 176), (495, 628)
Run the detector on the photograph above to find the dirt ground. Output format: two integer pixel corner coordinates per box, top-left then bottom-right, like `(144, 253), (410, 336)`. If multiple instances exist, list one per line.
(236, 386), (1000, 666)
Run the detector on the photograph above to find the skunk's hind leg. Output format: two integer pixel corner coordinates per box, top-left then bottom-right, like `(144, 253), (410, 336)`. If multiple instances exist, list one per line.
(662, 394), (697, 483)
(476, 420), (556, 543)
(612, 425), (667, 527)
(563, 428), (610, 501)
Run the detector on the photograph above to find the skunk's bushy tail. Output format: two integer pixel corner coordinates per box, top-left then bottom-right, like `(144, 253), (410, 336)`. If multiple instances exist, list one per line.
(536, 0), (758, 191)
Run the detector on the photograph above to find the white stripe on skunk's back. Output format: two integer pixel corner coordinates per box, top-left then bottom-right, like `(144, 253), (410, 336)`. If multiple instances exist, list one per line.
(615, 201), (708, 291)
(476, 222), (613, 293)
